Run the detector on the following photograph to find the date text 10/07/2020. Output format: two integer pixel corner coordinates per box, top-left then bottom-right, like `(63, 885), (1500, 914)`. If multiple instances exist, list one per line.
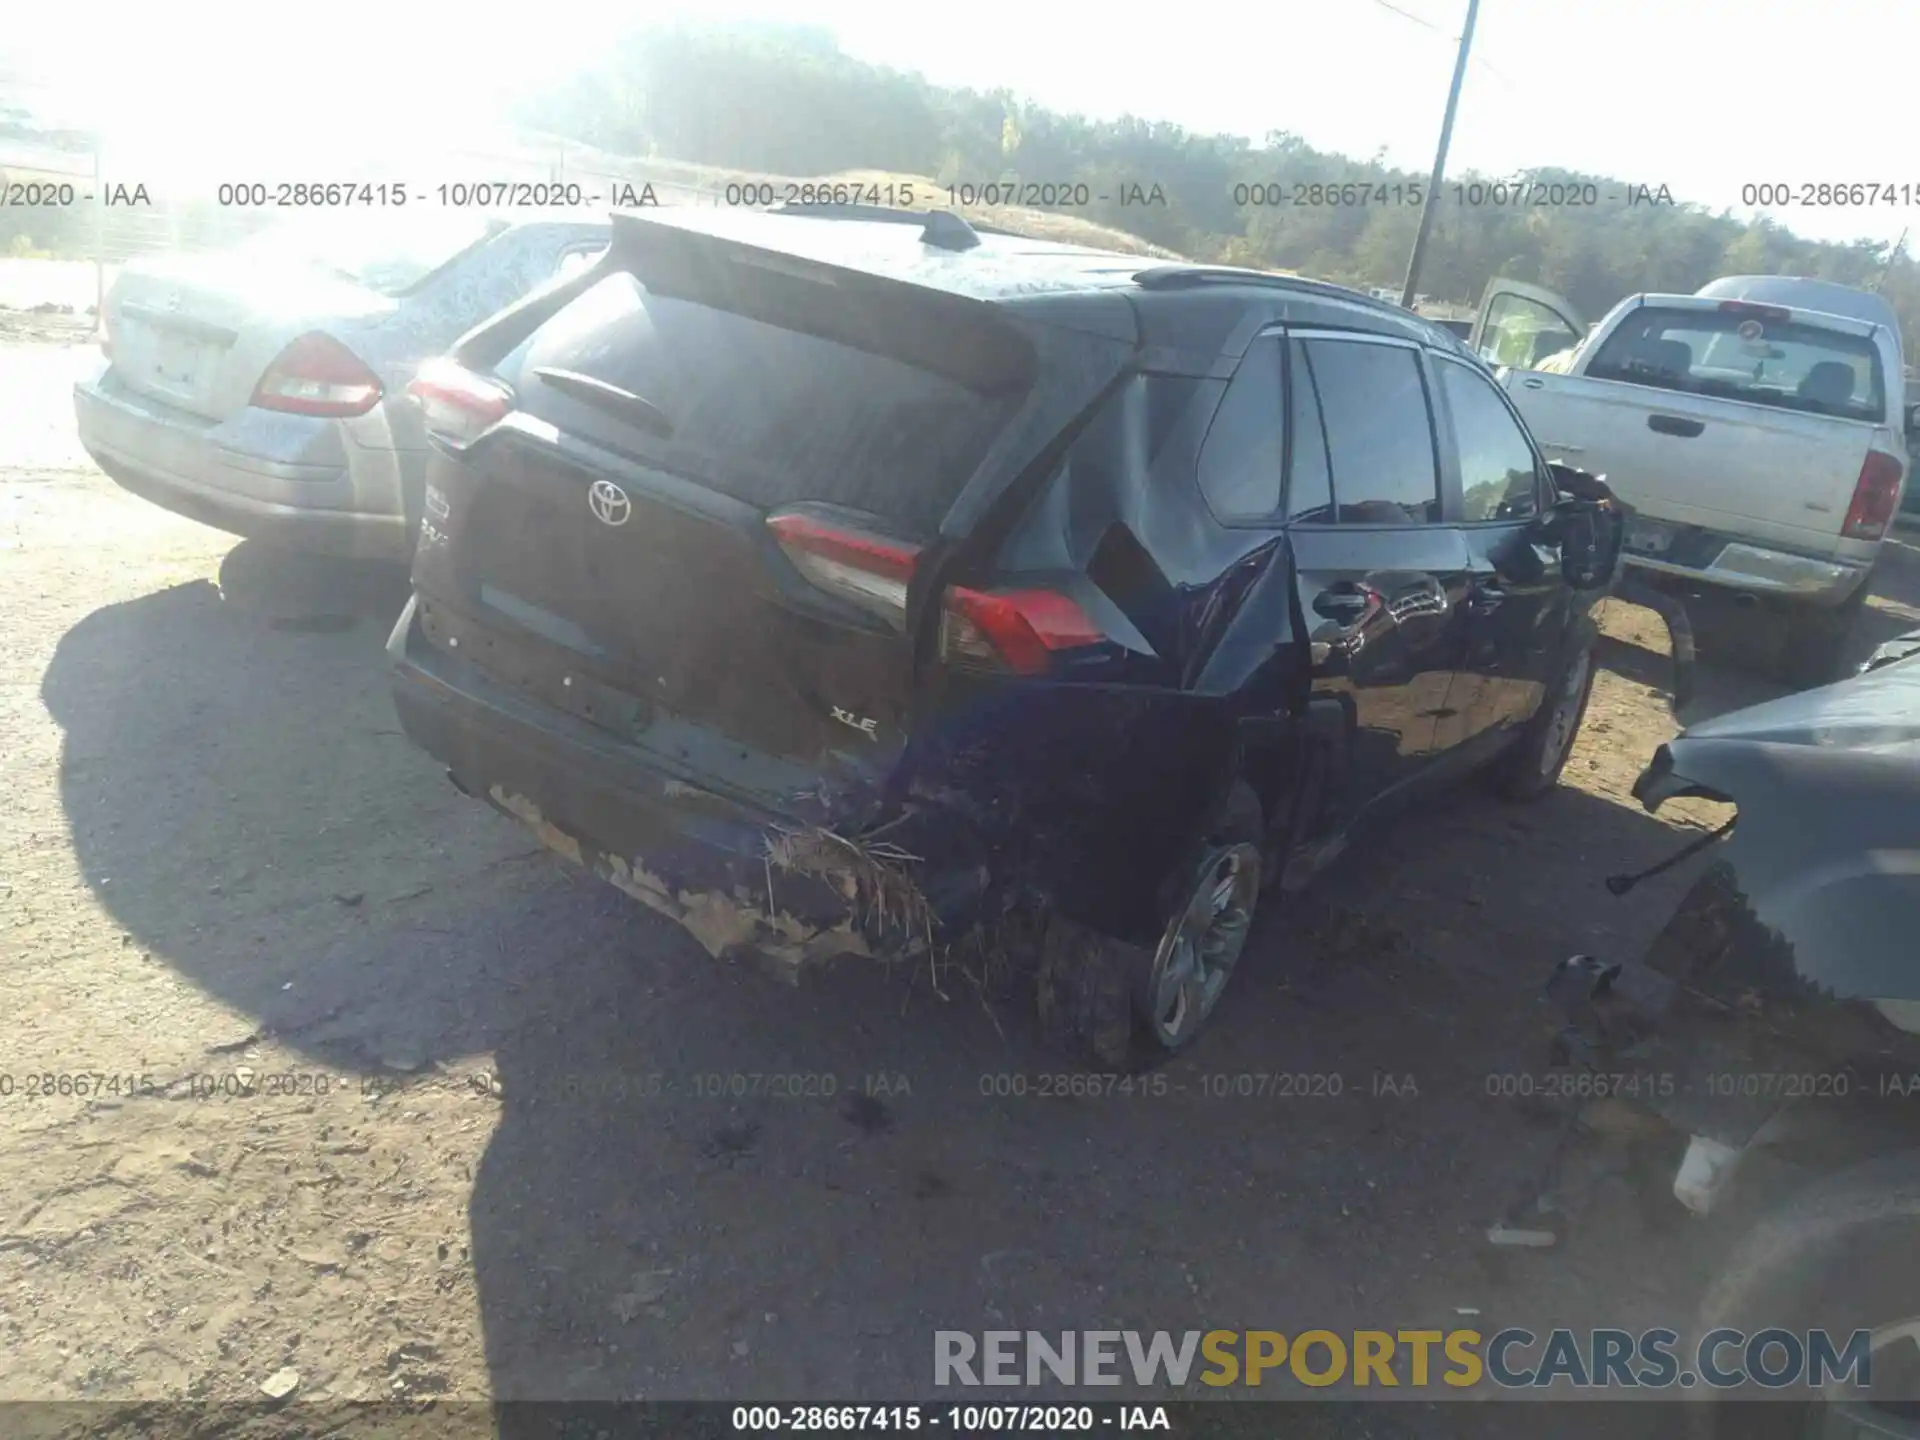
(730, 1405), (1172, 1432)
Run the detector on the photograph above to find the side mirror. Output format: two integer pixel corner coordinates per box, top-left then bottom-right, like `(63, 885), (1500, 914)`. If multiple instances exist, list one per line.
(1906, 403), (1920, 435)
(1543, 463), (1625, 591)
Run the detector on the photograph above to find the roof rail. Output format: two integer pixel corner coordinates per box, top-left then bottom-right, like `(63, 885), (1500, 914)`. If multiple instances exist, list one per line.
(1133, 265), (1385, 301)
(770, 202), (983, 251)
(1134, 265), (1471, 327)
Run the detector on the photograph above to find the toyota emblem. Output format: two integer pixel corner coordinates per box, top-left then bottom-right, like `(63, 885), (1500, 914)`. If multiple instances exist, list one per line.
(588, 479), (632, 527)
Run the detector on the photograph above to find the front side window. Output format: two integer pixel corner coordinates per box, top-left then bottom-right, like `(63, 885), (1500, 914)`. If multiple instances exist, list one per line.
(1299, 339), (1442, 524)
(1438, 358), (1542, 522)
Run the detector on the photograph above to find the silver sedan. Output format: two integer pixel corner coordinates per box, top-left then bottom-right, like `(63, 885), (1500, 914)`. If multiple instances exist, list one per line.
(73, 209), (609, 559)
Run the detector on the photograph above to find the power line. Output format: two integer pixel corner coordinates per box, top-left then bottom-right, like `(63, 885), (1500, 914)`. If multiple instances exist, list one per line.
(1367, 0), (1521, 91)
(1367, 0), (1447, 31)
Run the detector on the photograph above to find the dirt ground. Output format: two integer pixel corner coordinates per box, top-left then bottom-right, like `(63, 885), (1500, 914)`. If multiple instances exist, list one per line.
(5, 332), (1920, 1434)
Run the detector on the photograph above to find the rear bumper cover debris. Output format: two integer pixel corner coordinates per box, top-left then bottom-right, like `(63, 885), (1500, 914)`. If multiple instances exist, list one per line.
(388, 595), (895, 980)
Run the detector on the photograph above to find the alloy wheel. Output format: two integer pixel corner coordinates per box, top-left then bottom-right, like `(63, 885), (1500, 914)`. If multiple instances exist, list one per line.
(1144, 842), (1262, 1049)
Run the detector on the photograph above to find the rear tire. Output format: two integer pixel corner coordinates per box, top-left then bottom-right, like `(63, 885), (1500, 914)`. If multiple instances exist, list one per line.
(1036, 783), (1266, 1071)
(1774, 588), (1867, 691)
(1490, 629), (1597, 801)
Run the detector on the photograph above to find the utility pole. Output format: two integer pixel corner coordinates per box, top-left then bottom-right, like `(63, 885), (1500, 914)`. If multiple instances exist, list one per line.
(1399, 0), (1481, 310)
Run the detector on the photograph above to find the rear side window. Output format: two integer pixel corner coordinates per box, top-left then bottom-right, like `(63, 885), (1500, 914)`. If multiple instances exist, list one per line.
(1437, 358), (1542, 522)
(1586, 306), (1887, 422)
(1298, 339), (1442, 524)
(1285, 340), (1333, 521)
(1196, 337), (1285, 521)
(518, 273), (1025, 534)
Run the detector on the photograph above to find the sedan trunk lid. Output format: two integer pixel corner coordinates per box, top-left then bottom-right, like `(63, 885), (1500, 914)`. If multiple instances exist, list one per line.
(105, 254), (391, 420)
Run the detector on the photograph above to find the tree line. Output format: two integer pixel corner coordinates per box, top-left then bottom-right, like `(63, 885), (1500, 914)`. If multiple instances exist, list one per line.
(6, 23), (1915, 362)
(519, 22), (1919, 352)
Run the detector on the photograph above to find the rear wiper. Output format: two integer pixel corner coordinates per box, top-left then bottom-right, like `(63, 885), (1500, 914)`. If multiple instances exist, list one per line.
(532, 367), (674, 438)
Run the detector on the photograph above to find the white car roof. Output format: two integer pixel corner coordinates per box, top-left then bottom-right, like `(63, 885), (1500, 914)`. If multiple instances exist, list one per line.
(1695, 275), (1901, 339)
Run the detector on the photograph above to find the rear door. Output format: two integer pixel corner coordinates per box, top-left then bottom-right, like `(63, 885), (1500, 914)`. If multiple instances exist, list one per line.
(436, 226), (1042, 797)
(1282, 332), (1476, 824)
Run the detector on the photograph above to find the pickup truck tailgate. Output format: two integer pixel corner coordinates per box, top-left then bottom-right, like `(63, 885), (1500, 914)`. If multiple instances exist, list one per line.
(1504, 370), (1879, 556)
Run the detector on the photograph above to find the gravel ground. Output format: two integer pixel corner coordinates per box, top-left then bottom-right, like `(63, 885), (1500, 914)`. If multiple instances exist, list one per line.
(5, 331), (1919, 1435)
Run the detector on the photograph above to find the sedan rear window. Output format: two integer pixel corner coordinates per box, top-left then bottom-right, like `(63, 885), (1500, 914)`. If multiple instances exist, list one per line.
(231, 211), (503, 297)
(1587, 306), (1887, 422)
(517, 273), (1025, 535)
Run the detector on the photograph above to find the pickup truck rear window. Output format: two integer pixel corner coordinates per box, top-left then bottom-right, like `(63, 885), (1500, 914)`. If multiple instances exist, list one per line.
(1586, 307), (1886, 423)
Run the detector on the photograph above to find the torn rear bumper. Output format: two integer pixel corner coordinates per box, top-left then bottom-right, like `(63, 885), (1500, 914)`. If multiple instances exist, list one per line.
(387, 594), (889, 979)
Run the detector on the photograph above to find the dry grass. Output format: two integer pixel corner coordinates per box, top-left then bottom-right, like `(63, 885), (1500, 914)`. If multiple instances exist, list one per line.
(763, 823), (936, 953)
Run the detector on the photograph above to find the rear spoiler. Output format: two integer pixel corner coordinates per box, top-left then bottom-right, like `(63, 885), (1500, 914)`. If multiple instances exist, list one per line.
(598, 209), (1038, 397)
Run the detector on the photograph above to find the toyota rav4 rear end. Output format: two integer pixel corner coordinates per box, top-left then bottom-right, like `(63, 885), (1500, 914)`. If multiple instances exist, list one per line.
(387, 206), (1239, 983)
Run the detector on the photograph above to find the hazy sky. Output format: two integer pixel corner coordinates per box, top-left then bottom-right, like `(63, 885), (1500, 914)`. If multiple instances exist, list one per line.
(8, 0), (1916, 250)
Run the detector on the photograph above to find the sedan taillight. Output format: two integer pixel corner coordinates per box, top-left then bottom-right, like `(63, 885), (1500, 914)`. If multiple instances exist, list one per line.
(253, 339), (384, 422)
(252, 332), (383, 418)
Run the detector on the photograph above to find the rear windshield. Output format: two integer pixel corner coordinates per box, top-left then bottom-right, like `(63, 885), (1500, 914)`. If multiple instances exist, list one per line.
(230, 211), (503, 297)
(517, 272), (1024, 534)
(1586, 305), (1887, 422)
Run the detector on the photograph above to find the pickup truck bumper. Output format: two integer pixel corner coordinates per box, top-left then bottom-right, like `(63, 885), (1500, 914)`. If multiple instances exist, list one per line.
(1623, 536), (1871, 608)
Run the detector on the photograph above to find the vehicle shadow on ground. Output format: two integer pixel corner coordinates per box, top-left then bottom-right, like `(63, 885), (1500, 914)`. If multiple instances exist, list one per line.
(41, 542), (1716, 1412)
(464, 767), (1718, 1407)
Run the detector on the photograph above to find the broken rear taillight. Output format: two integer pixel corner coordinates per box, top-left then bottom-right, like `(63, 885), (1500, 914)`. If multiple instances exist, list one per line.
(407, 357), (512, 446)
(767, 512), (922, 631)
(940, 586), (1103, 676)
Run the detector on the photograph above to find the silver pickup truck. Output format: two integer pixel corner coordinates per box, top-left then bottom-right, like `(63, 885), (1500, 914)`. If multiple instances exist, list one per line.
(1469, 275), (1915, 685)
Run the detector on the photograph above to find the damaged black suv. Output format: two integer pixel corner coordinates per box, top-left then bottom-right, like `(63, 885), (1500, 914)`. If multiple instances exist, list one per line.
(388, 204), (1623, 1065)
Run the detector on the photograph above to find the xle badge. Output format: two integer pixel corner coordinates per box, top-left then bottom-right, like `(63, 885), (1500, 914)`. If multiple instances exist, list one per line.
(831, 706), (879, 740)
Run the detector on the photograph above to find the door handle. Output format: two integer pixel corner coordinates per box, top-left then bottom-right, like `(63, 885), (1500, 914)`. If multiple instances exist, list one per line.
(1380, 573), (1450, 623)
(1648, 414), (1705, 438)
(1312, 582), (1378, 624)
